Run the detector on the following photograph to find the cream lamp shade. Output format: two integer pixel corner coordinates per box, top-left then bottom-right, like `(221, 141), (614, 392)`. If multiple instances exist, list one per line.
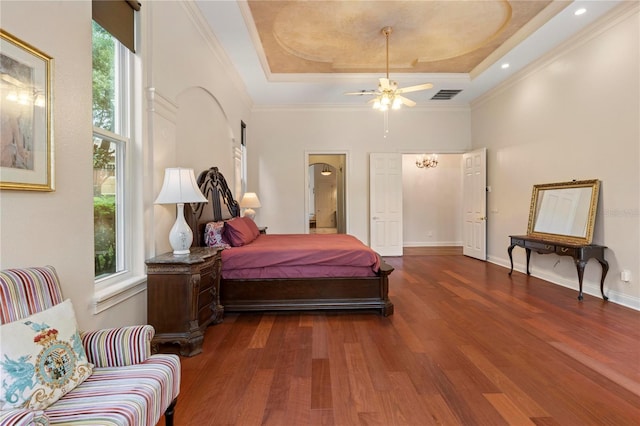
(239, 192), (261, 220)
(155, 168), (207, 255)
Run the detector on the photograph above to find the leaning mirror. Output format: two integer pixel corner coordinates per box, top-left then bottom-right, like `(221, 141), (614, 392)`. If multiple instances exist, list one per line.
(527, 179), (600, 245)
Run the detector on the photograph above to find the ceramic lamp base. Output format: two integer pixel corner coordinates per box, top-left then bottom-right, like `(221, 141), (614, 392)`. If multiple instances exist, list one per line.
(169, 203), (193, 255)
(243, 208), (256, 220)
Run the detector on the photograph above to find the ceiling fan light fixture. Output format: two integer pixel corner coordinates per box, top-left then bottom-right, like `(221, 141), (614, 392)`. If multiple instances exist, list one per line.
(344, 26), (433, 134)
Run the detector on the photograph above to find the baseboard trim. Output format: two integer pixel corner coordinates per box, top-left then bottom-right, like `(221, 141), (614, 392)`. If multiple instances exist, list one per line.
(403, 241), (463, 247)
(487, 255), (640, 312)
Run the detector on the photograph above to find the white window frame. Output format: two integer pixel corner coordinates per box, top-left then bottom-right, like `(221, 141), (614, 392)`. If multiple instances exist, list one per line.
(92, 25), (145, 313)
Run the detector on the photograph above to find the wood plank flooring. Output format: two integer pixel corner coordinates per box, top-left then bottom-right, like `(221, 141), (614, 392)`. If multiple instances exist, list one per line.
(163, 254), (640, 425)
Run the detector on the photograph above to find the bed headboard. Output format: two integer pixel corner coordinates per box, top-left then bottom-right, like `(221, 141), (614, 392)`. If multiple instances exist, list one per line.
(185, 167), (240, 247)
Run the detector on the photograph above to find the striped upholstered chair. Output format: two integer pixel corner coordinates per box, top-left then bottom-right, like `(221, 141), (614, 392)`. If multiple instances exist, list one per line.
(0, 266), (180, 426)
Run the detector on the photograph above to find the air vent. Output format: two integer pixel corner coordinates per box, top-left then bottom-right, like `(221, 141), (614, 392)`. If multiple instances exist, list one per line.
(431, 89), (462, 100)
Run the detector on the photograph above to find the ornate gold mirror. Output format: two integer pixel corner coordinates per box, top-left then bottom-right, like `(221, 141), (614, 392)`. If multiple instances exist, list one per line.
(527, 179), (600, 245)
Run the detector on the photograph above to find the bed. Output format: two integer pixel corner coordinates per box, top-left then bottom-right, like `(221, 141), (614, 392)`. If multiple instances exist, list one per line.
(185, 167), (394, 316)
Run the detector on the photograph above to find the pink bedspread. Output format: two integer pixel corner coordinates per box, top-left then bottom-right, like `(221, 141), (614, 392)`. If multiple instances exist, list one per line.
(221, 234), (380, 279)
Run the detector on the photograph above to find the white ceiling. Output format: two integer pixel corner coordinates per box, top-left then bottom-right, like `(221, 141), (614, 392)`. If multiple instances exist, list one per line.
(195, 0), (621, 108)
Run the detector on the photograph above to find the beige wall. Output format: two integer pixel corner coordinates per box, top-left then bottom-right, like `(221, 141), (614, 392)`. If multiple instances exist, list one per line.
(249, 106), (471, 244)
(472, 4), (639, 308)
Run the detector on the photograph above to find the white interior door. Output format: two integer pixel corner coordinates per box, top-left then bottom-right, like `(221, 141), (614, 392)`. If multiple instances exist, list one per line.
(462, 148), (487, 260)
(370, 153), (403, 256)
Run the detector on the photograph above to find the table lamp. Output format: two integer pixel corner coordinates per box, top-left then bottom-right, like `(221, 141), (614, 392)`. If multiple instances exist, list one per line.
(239, 192), (261, 220)
(155, 168), (207, 254)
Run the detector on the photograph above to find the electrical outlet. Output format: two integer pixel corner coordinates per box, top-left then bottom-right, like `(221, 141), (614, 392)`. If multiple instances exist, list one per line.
(427, 231), (433, 238)
(621, 270), (631, 282)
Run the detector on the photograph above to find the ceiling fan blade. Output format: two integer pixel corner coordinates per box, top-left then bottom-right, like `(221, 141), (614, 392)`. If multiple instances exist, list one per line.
(344, 90), (378, 96)
(397, 95), (416, 107)
(396, 83), (433, 94)
(379, 78), (390, 90)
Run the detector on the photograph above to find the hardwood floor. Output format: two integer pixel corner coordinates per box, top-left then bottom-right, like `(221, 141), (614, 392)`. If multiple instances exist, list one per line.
(163, 254), (640, 425)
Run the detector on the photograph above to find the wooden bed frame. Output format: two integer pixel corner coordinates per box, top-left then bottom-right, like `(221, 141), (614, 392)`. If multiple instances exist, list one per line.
(185, 167), (394, 316)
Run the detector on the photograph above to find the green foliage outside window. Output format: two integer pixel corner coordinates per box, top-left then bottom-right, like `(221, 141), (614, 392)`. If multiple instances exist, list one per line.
(92, 21), (115, 132)
(93, 21), (117, 278)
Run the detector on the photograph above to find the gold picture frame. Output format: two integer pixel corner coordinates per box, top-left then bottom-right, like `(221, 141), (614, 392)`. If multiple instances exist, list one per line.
(527, 179), (600, 245)
(0, 30), (54, 191)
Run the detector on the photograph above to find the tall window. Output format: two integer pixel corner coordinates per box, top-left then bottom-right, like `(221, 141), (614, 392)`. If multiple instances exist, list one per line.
(92, 21), (131, 280)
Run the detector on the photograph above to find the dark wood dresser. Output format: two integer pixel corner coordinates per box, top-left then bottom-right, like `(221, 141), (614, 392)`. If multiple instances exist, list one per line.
(145, 247), (222, 356)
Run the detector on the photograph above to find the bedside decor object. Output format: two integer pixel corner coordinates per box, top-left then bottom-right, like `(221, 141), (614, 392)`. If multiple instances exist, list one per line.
(155, 167), (208, 255)
(0, 30), (54, 191)
(239, 191), (261, 220)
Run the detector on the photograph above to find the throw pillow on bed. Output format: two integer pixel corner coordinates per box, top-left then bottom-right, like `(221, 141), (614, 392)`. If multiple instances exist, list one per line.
(0, 299), (93, 410)
(242, 216), (260, 240)
(224, 216), (259, 247)
(204, 221), (231, 249)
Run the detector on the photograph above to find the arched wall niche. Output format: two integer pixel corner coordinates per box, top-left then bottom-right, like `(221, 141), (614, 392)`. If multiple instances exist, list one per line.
(175, 86), (237, 183)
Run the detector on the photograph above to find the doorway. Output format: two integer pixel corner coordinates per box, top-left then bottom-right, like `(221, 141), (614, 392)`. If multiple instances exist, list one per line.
(307, 154), (346, 234)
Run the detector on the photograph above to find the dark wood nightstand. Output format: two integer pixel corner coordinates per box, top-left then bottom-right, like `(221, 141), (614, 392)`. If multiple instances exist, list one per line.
(145, 247), (222, 356)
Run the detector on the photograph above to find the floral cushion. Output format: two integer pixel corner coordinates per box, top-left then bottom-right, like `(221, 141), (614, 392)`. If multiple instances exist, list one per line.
(204, 221), (230, 249)
(0, 300), (93, 411)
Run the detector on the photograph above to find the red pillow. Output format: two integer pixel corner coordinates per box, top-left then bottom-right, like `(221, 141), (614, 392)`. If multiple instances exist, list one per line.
(224, 217), (259, 247)
(242, 216), (260, 240)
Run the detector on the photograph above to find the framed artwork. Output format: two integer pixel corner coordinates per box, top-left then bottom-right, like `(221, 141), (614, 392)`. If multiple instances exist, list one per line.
(0, 30), (54, 191)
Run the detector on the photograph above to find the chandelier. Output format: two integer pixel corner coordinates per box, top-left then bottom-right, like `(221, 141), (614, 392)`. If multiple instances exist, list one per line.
(416, 154), (438, 169)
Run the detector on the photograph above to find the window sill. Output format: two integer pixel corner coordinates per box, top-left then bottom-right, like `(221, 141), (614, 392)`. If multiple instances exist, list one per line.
(93, 275), (146, 314)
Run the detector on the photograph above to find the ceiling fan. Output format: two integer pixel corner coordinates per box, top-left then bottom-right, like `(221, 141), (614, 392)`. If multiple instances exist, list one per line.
(345, 26), (433, 110)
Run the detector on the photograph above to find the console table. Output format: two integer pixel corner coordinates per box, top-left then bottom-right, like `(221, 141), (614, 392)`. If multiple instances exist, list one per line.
(145, 247), (222, 356)
(508, 235), (608, 301)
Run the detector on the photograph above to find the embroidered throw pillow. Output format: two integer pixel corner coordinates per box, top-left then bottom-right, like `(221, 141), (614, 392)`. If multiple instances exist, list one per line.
(0, 299), (93, 410)
(204, 221), (230, 249)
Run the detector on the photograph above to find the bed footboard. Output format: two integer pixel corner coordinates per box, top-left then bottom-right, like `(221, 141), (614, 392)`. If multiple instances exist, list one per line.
(221, 258), (394, 316)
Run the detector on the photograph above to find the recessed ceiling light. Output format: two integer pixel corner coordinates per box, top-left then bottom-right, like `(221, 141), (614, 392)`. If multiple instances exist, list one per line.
(575, 8), (587, 16)
(501, 63), (510, 69)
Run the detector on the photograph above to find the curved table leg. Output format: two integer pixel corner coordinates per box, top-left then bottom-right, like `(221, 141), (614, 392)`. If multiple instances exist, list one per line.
(597, 258), (610, 301)
(525, 248), (532, 275)
(508, 244), (516, 275)
(575, 259), (587, 300)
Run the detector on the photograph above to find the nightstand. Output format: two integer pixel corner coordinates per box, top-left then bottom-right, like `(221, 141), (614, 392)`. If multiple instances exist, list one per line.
(145, 247), (222, 356)
(258, 226), (268, 234)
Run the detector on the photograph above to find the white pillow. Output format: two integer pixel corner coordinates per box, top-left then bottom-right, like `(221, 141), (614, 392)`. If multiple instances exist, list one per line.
(0, 299), (93, 410)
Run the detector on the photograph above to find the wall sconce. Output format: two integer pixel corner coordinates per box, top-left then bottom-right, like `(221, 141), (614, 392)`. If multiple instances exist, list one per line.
(240, 192), (261, 220)
(416, 154), (438, 169)
(155, 168), (208, 255)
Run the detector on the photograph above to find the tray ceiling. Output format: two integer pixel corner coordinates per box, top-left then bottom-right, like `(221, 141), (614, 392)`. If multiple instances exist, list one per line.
(196, 1), (623, 106)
